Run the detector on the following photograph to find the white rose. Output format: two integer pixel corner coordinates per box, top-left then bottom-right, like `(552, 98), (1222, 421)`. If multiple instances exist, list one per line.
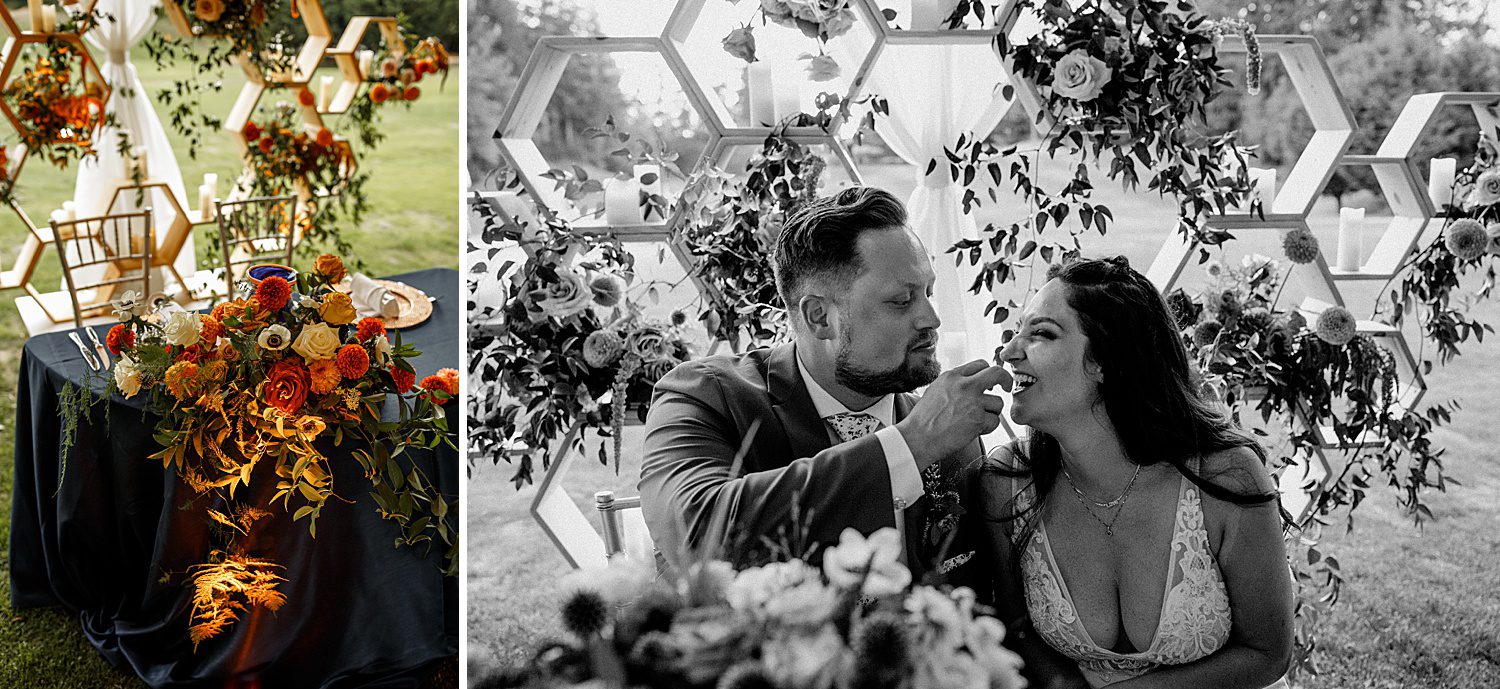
(257, 324), (292, 351)
(822, 527), (911, 597)
(1465, 170), (1500, 208)
(529, 268), (593, 319)
(163, 310), (203, 346)
(913, 650), (989, 689)
(727, 559), (818, 613)
(291, 322), (341, 361)
(1051, 49), (1112, 102)
(114, 356), (142, 398)
(373, 334), (393, 366)
(906, 586), (967, 650)
(967, 616), (1028, 689)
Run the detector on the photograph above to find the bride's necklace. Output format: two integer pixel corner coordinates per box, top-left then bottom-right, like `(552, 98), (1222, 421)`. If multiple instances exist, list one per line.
(1061, 463), (1142, 536)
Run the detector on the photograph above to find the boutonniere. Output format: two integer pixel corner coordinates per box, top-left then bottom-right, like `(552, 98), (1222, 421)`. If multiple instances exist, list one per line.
(921, 464), (965, 547)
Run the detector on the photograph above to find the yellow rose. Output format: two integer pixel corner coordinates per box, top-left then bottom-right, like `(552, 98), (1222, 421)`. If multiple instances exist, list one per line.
(314, 254), (347, 283)
(319, 292), (357, 325)
(292, 322), (342, 362)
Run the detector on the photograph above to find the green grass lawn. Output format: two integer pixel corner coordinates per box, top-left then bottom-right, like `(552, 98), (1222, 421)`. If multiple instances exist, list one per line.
(467, 160), (1500, 687)
(0, 50), (458, 687)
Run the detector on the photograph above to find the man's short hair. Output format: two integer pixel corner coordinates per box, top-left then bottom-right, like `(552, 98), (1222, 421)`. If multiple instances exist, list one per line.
(772, 187), (908, 315)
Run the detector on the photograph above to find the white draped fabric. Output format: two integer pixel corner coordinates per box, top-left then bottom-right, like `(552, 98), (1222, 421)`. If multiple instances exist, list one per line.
(75, 0), (196, 284)
(838, 41), (1015, 369)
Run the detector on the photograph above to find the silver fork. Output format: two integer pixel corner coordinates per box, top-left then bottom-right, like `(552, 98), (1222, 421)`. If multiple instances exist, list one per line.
(67, 330), (100, 371)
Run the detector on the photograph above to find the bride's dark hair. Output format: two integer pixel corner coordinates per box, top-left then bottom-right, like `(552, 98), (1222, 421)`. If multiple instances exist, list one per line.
(993, 255), (1288, 552)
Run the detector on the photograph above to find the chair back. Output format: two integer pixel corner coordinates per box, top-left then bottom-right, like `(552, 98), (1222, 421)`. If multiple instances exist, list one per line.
(50, 209), (154, 328)
(595, 491), (653, 562)
(216, 194), (299, 295)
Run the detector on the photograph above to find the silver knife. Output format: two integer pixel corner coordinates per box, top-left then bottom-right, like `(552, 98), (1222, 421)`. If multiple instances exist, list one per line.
(68, 331), (100, 371)
(84, 326), (111, 370)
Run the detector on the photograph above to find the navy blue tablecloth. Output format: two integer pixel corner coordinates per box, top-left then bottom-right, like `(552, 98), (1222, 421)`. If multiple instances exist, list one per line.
(9, 268), (459, 688)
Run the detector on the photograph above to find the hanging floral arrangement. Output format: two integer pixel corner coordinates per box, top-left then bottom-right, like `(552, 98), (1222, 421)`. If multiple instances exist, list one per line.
(1, 39), (109, 168)
(241, 102), (355, 197)
(366, 35), (450, 106)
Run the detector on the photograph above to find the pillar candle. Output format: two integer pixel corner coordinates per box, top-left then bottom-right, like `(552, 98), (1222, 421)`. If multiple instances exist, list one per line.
(1250, 167), (1277, 208)
(62, 200), (75, 222)
(27, 0), (42, 32)
(199, 184), (216, 221)
(910, 0), (961, 30)
(604, 176), (642, 226)
(1428, 157), (1456, 211)
(746, 62), (774, 127)
(358, 50), (375, 80)
(10, 143), (25, 175)
(40, 4), (56, 33)
(1337, 207), (1364, 271)
(772, 73), (801, 125)
(203, 172), (218, 196)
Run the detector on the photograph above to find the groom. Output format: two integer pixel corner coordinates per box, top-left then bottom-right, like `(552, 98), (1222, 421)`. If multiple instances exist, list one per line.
(639, 186), (1011, 583)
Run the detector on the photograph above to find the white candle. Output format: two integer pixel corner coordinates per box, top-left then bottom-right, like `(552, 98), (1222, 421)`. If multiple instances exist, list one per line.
(604, 176), (642, 225)
(319, 75), (334, 110)
(203, 172), (218, 195)
(40, 4), (56, 33)
(50, 209), (68, 226)
(1250, 167), (1277, 208)
(911, 0), (961, 30)
(27, 0), (42, 32)
(358, 50), (375, 80)
(61, 200), (75, 222)
(9, 143), (24, 176)
(772, 73), (801, 125)
(1337, 207), (1364, 271)
(746, 62), (774, 127)
(1428, 157), (1456, 211)
(198, 184), (216, 220)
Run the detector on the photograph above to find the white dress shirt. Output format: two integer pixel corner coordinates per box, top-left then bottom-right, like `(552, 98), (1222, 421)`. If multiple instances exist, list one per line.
(795, 352), (927, 519)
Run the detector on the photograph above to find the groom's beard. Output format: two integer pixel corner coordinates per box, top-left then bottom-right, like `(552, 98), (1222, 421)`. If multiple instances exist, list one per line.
(834, 328), (941, 396)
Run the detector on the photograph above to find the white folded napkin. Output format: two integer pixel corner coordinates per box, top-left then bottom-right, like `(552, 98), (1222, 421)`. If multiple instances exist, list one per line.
(351, 273), (401, 319)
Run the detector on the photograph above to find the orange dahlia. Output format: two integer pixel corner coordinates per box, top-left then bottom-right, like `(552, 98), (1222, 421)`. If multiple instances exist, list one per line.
(419, 368), (458, 405)
(105, 324), (134, 355)
(390, 365), (415, 393)
(298, 88), (316, 107)
(255, 276), (292, 311)
(403, 86), (420, 102)
(335, 344), (369, 379)
(199, 314), (224, 344)
(315, 128), (334, 148)
(369, 83), (390, 104)
(165, 361), (201, 401)
(355, 317), (385, 341)
(308, 358), (341, 395)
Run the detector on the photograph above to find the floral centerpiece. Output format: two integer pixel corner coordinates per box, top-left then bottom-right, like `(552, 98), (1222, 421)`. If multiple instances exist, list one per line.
(366, 35), (450, 106)
(242, 101), (355, 196)
(486, 528), (1026, 689)
(102, 254), (457, 646)
(1, 39), (108, 168)
(469, 210), (692, 487)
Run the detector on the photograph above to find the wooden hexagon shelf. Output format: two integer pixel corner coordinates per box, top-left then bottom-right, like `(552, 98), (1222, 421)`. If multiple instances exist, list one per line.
(1328, 155), (1434, 282)
(0, 0), (100, 37)
(323, 16), (404, 115)
(494, 35), (715, 235)
(0, 33), (111, 159)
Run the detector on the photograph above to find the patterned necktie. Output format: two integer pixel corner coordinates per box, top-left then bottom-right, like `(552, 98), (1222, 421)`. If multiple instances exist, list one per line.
(827, 411), (881, 443)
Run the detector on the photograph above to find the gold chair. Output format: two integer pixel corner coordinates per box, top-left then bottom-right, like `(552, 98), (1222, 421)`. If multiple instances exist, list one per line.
(51, 209), (154, 328)
(215, 194), (299, 296)
(594, 490), (653, 562)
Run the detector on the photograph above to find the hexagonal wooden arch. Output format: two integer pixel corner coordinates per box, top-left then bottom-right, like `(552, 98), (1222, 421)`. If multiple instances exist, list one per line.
(0, 32), (111, 159)
(323, 16), (404, 115)
(495, 35), (719, 236)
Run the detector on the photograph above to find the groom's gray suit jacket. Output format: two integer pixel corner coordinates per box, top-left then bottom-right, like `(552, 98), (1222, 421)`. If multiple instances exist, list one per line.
(639, 341), (983, 585)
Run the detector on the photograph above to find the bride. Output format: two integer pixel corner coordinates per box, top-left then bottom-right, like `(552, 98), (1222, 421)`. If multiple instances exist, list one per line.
(975, 256), (1293, 688)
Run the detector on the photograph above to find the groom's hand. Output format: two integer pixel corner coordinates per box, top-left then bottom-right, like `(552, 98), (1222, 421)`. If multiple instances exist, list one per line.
(896, 360), (1012, 469)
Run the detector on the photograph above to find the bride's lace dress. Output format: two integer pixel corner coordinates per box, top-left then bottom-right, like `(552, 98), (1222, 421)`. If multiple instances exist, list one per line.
(1013, 472), (1289, 688)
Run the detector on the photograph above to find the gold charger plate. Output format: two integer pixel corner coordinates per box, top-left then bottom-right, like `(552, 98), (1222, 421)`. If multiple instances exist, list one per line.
(336, 279), (433, 329)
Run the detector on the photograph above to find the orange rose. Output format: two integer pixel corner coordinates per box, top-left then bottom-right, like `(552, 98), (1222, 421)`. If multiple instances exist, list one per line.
(257, 137), (273, 154)
(403, 86), (420, 102)
(242, 121), (260, 142)
(316, 128), (334, 148)
(194, 0), (225, 22)
(318, 292), (357, 325)
(314, 253), (346, 282)
(369, 83), (390, 104)
(298, 88), (316, 108)
(264, 359), (311, 414)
